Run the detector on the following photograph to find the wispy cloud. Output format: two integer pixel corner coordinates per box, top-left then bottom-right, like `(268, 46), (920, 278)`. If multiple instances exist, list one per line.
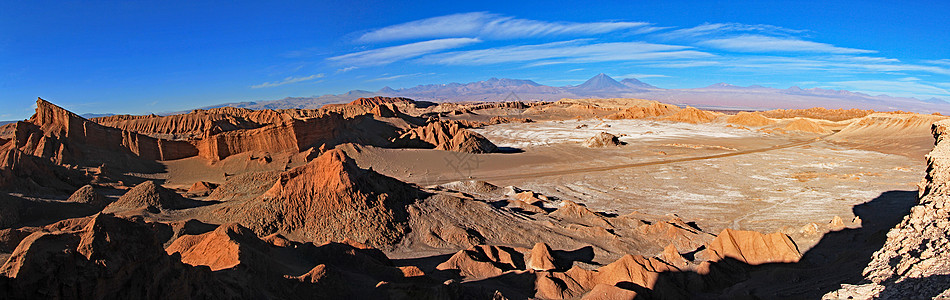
(712, 55), (950, 76)
(614, 73), (670, 79)
(698, 35), (874, 54)
(420, 40), (712, 66)
(659, 22), (807, 40)
(640, 61), (721, 68)
(831, 80), (950, 98)
(658, 22), (872, 55)
(366, 73), (430, 82)
(336, 66), (358, 73)
(357, 12), (649, 42)
(251, 74), (325, 88)
(925, 59), (950, 66)
(329, 38), (480, 66)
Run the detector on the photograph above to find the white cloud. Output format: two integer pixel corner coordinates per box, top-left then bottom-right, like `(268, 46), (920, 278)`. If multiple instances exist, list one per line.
(641, 61), (721, 68)
(251, 74), (325, 88)
(357, 12), (649, 42)
(366, 73), (429, 82)
(328, 38), (481, 66)
(699, 35), (875, 54)
(420, 40), (713, 66)
(659, 23), (806, 40)
(615, 73), (670, 79)
(925, 59), (950, 66)
(831, 80), (950, 98)
(717, 56), (950, 76)
(829, 55), (899, 63)
(336, 66), (358, 73)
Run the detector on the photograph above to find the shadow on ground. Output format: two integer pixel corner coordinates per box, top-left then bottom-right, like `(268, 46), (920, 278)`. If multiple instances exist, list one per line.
(392, 190), (924, 299)
(649, 189), (921, 299)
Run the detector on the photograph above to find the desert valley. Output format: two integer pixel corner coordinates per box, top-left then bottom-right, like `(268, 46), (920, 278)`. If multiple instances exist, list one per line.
(0, 94), (948, 299)
(5, 2), (950, 299)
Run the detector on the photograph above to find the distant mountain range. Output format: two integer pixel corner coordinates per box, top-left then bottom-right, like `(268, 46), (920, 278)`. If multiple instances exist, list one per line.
(160, 74), (950, 114)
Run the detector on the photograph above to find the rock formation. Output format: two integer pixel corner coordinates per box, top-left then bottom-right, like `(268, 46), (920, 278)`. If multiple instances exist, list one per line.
(397, 120), (498, 153)
(760, 107), (874, 121)
(91, 107), (304, 139)
(19, 98), (198, 162)
(606, 102), (680, 120)
(0, 213), (231, 299)
(436, 245), (525, 279)
(0, 213), (445, 299)
(780, 118), (833, 134)
(186, 181), (219, 197)
(726, 112), (776, 127)
(828, 113), (947, 157)
(703, 228), (801, 265)
(66, 184), (109, 207)
(191, 113), (346, 161)
(826, 119), (950, 299)
(528, 242), (557, 271)
(222, 149), (417, 248)
(663, 106), (720, 124)
(0, 99), (198, 193)
(103, 181), (199, 213)
(583, 132), (623, 148)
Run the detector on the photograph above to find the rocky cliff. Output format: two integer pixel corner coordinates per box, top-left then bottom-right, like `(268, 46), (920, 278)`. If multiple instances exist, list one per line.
(0, 99), (198, 193)
(826, 119), (950, 299)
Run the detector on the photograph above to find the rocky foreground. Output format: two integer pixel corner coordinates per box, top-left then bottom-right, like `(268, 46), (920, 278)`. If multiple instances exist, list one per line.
(0, 97), (947, 299)
(825, 119), (950, 299)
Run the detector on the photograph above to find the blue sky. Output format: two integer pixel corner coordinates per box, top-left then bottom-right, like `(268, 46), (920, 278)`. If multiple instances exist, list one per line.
(2, 0), (949, 120)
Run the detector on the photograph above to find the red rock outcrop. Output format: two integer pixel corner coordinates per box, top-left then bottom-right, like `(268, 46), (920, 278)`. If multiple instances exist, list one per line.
(726, 112), (776, 127)
(780, 118), (832, 134)
(0, 99), (200, 192)
(348, 96), (415, 106)
(703, 228), (801, 265)
(166, 222), (269, 271)
(318, 97), (416, 118)
(663, 106), (720, 124)
(66, 184), (109, 207)
(760, 107), (874, 121)
(21, 98), (198, 162)
(0, 214), (444, 299)
(636, 217), (715, 252)
(436, 245), (525, 279)
(488, 116), (534, 124)
(186, 181), (219, 197)
(551, 200), (613, 228)
(192, 113), (345, 161)
(0, 214), (231, 299)
(528, 242), (557, 271)
(222, 149), (417, 248)
(583, 132), (622, 148)
(397, 120), (498, 153)
(0, 145), (79, 193)
(103, 181), (198, 213)
(606, 102), (680, 120)
(536, 254), (678, 299)
(93, 109), (281, 139)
